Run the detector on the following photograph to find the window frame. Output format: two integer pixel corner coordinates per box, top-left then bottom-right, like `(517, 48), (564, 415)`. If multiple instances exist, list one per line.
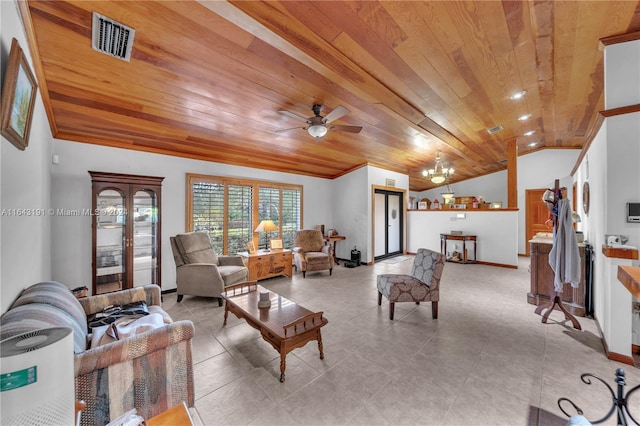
(186, 173), (303, 254)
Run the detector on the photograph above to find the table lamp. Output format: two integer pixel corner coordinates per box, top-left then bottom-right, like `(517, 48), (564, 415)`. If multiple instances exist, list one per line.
(254, 220), (278, 250)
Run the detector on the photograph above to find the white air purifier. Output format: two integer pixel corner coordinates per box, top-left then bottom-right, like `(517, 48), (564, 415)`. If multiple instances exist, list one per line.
(1, 327), (75, 425)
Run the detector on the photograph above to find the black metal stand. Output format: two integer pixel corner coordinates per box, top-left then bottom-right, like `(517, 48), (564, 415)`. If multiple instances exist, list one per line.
(558, 368), (639, 425)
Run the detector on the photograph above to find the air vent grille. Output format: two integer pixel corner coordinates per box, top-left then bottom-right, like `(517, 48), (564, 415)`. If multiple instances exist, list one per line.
(487, 125), (503, 134)
(92, 12), (135, 61)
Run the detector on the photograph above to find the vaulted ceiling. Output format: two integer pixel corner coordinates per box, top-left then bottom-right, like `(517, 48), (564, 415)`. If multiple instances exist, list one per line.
(18, 1), (640, 190)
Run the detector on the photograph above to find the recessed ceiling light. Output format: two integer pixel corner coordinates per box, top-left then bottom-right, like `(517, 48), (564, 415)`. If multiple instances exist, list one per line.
(524, 130), (535, 136)
(528, 142), (537, 147)
(518, 114), (532, 121)
(510, 90), (526, 100)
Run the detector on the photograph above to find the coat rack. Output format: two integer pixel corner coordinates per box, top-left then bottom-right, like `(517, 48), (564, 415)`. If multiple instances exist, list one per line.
(534, 179), (582, 330)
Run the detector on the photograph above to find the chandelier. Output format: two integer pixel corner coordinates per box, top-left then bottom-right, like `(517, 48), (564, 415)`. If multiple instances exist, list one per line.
(423, 151), (454, 184)
(441, 184), (455, 200)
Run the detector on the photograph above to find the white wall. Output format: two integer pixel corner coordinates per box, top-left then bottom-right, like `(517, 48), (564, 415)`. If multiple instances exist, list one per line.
(412, 149), (579, 255)
(574, 38), (640, 361)
(50, 139), (335, 292)
(413, 171), (506, 209)
(1, 0), (55, 312)
(407, 210), (519, 267)
(331, 164), (409, 264)
(516, 150), (579, 253)
(332, 167), (369, 262)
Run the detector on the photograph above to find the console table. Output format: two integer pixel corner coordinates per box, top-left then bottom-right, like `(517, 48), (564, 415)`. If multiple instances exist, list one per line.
(240, 249), (292, 281)
(440, 233), (477, 264)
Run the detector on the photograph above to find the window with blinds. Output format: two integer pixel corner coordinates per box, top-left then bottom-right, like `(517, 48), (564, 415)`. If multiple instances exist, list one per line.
(187, 174), (302, 254)
(282, 188), (301, 248)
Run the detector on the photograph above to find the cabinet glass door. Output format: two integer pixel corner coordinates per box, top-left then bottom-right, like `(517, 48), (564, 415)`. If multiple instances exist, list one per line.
(96, 189), (126, 294)
(133, 189), (159, 286)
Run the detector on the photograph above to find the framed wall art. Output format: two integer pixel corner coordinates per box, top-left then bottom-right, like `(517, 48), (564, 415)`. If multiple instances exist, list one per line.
(1, 38), (38, 151)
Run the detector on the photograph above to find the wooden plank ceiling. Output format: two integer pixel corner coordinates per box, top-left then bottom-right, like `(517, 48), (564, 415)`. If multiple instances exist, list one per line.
(20, 0), (640, 190)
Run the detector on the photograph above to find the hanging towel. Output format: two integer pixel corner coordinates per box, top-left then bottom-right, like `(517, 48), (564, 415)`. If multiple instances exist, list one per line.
(548, 198), (581, 292)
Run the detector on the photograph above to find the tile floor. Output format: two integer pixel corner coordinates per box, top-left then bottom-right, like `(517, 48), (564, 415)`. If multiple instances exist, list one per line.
(161, 256), (640, 426)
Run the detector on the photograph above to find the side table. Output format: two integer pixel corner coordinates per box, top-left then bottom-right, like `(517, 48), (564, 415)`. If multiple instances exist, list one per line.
(440, 233), (477, 264)
(240, 249), (292, 281)
(324, 235), (346, 265)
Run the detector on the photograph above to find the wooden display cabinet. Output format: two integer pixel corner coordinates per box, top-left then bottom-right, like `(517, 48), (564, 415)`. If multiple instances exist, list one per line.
(90, 171), (163, 295)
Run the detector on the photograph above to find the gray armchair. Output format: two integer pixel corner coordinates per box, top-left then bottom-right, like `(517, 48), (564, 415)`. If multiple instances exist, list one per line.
(293, 230), (333, 278)
(377, 248), (445, 320)
(170, 231), (248, 305)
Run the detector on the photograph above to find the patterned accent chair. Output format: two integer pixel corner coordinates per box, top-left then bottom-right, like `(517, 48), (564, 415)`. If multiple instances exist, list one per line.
(293, 230), (333, 278)
(377, 248), (445, 320)
(170, 231), (248, 305)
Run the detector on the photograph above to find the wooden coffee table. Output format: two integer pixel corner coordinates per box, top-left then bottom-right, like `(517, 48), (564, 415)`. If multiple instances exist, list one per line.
(222, 281), (328, 382)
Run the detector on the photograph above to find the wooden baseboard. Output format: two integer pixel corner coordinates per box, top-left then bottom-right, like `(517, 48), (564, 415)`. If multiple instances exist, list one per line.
(594, 315), (636, 366)
(476, 261), (518, 269)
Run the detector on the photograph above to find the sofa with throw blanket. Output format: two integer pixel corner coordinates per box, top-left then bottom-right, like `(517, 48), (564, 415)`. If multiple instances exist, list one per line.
(0, 281), (194, 425)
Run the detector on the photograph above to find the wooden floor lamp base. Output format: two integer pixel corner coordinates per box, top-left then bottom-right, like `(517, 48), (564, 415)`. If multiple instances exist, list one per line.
(535, 291), (582, 330)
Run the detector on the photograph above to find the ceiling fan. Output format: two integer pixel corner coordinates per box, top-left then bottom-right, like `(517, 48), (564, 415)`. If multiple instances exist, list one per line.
(277, 104), (363, 139)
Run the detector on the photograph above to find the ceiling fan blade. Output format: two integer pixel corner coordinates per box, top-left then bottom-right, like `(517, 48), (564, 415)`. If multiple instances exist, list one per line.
(329, 124), (362, 133)
(278, 109), (309, 122)
(324, 105), (350, 123)
(275, 126), (305, 133)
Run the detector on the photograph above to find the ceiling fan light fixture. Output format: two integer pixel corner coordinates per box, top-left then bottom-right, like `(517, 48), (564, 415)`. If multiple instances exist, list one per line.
(307, 124), (327, 138)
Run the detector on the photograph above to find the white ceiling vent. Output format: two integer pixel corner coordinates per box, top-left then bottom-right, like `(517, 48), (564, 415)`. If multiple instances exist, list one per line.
(487, 125), (504, 134)
(92, 12), (135, 61)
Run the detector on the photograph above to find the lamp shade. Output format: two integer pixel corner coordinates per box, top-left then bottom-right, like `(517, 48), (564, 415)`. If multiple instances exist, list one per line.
(254, 219), (278, 233)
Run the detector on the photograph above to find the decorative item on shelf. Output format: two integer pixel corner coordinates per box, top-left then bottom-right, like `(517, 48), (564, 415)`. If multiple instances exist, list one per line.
(418, 201), (427, 210)
(432, 199), (440, 209)
(422, 151), (454, 184)
(420, 198), (431, 209)
(254, 220), (278, 250)
(257, 290), (271, 308)
(409, 196), (415, 209)
(472, 197), (479, 209)
(489, 202), (502, 209)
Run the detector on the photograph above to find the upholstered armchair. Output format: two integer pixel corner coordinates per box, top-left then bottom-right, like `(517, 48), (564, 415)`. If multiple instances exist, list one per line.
(293, 230), (333, 278)
(170, 231), (248, 305)
(377, 248), (445, 320)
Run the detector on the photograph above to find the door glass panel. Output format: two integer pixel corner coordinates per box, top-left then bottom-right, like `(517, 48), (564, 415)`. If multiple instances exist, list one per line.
(388, 194), (401, 253)
(374, 193), (386, 257)
(96, 189), (125, 294)
(133, 190), (158, 286)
